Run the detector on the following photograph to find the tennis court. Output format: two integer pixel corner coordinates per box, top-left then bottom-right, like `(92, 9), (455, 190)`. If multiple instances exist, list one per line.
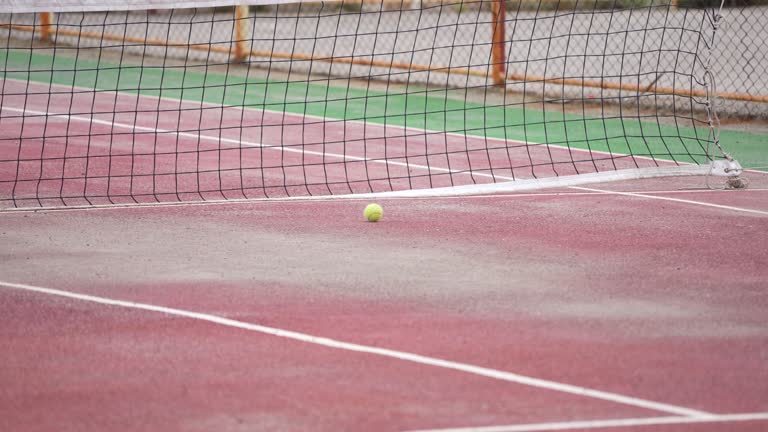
(2, 0), (767, 431)
(3, 179), (768, 431)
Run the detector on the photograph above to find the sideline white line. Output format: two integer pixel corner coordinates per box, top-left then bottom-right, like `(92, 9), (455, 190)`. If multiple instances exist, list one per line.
(0, 280), (712, 418)
(406, 412), (768, 432)
(573, 187), (768, 216)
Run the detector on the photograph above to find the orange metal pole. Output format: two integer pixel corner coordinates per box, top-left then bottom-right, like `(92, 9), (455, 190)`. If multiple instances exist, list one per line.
(39, 12), (52, 42)
(232, 5), (249, 62)
(490, 0), (506, 87)
(503, 72), (768, 103)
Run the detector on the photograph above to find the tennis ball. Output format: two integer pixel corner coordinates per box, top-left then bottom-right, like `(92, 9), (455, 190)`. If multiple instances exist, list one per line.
(364, 203), (383, 222)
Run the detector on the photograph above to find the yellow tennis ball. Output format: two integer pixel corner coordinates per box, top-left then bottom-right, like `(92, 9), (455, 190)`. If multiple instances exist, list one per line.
(364, 203), (383, 222)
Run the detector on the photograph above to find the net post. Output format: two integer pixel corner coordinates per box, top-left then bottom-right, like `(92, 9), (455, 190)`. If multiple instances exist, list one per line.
(39, 12), (52, 42)
(490, 0), (506, 87)
(232, 5), (249, 63)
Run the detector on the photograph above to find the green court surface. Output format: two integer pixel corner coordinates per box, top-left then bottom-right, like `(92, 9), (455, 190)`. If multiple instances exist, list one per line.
(2, 48), (765, 171)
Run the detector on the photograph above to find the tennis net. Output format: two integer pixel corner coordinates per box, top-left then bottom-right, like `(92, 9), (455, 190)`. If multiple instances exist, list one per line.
(0, 0), (742, 209)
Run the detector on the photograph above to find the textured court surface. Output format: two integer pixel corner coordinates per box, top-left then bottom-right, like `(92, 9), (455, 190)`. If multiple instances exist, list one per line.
(1, 174), (767, 432)
(3, 3), (768, 429)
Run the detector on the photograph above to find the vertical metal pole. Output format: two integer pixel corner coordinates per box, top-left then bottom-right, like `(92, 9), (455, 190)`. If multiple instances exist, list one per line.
(490, 0), (506, 87)
(232, 5), (249, 62)
(39, 12), (53, 42)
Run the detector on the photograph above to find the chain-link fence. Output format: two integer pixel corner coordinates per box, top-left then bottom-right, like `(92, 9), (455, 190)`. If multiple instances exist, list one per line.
(713, 6), (768, 118)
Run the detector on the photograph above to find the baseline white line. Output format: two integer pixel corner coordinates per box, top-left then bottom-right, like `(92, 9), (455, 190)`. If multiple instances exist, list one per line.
(0, 280), (712, 418)
(405, 412), (768, 432)
(572, 187), (768, 216)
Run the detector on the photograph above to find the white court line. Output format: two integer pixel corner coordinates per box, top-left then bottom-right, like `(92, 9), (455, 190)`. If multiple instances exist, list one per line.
(3, 186), (767, 214)
(0, 186), (763, 213)
(0, 280), (712, 418)
(14, 77), (766, 178)
(405, 412), (768, 432)
(573, 186), (768, 216)
(0, 159), (761, 214)
(473, 188), (768, 197)
(0, 105), (507, 182)
(0, 77), (672, 164)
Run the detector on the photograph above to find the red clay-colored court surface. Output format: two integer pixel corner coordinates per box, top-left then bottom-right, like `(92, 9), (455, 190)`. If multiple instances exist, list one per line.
(2, 2), (767, 429)
(1, 48), (768, 431)
(2, 174), (767, 431)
